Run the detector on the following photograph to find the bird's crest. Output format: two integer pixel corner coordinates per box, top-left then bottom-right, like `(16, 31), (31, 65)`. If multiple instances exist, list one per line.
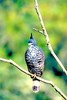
(28, 33), (36, 46)
(30, 33), (33, 39)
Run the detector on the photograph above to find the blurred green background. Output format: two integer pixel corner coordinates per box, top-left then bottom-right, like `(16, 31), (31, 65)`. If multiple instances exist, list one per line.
(0, 0), (67, 100)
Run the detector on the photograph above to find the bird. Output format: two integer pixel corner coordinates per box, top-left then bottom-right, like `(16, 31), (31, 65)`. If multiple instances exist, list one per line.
(25, 33), (45, 93)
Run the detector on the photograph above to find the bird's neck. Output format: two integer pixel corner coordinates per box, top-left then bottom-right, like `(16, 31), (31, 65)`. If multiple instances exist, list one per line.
(28, 45), (37, 50)
(29, 44), (36, 47)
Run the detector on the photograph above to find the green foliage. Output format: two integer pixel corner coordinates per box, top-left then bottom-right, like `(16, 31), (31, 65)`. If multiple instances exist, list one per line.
(0, 0), (67, 100)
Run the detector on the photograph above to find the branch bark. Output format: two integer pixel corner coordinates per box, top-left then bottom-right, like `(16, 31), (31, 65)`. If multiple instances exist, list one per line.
(0, 58), (67, 100)
(34, 0), (67, 75)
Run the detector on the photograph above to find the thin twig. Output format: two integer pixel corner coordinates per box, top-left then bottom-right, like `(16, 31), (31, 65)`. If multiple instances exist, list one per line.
(0, 58), (67, 100)
(33, 28), (43, 34)
(34, 0), (67, 75)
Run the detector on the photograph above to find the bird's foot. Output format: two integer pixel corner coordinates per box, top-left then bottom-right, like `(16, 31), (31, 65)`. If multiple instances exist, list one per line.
(31, 73), (36, 79)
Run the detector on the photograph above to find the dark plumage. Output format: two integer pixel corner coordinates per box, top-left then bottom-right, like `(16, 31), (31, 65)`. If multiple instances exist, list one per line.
(25, 33), (45, 92)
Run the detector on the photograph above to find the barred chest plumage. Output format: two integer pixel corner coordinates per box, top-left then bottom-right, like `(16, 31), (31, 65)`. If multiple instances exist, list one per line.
(25, 33), (45, 92)
(25, 45), (44, 77)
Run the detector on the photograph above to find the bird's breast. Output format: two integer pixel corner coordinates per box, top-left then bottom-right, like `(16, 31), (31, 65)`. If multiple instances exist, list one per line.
(28, 46), (38, 57)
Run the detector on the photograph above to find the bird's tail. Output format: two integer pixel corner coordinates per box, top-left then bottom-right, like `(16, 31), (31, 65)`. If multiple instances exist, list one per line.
(32, 80), (40, 93)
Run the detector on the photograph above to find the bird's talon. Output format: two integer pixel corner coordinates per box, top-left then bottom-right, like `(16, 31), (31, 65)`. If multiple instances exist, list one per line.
(31, 74), (36, 79)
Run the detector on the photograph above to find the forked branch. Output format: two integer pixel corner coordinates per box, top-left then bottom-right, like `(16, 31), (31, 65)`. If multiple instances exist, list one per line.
(34, 0), (67, 75)
(0, 58), (67, 100)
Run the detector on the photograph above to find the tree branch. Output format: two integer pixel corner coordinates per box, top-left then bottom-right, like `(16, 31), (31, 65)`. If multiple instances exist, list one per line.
(0, 58), (67, 100)
(33, 28), (43, 34)
(34, 0), (67, 75)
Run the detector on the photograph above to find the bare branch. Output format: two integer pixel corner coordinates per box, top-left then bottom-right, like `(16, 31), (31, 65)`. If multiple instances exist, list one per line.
(33, 28), (43, 34)
(0, 58), (67, 100)
(34, 0), (67, 75)
(0, 58), (32, 76)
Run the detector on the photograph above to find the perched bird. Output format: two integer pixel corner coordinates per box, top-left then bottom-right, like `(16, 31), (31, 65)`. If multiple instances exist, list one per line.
(25, 33), (45, 93)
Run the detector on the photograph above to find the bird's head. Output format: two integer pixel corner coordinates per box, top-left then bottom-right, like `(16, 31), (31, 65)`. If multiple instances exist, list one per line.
(28, 33), (36, 46)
